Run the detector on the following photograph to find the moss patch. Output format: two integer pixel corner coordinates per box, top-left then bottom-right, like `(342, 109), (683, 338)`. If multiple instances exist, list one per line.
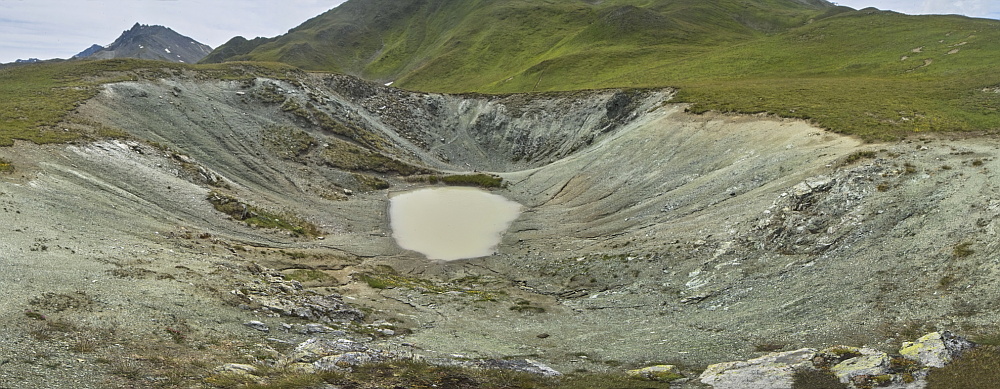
(207, 191), (321, 237)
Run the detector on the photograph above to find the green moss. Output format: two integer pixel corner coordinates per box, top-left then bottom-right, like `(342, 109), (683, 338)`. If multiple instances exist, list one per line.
(440, 173), (505, 188)
(207, 191), (321, 237)
(0, 158), (13, 173)
(284, 269), (333, 284)
(262, 125), (315, 161)
(927, 346), (1000, 389)
(321, 139), (423, 176)
(356, 267), (504, 301)
(841, 150), (877, 166)
(953, 241), (974, 257)
(352, 173), (390, 191)
(792, 368), (849, 389)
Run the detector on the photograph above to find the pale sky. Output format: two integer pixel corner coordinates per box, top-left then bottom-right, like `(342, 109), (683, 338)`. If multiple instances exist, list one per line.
(833, 0), (1000, 20)
(0, 0), (347, 63)
(0, 0), (997, 64)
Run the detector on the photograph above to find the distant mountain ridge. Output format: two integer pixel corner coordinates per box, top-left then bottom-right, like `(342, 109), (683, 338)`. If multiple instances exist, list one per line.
(73, 44), (105, 59)
(78, 23), (212, 63)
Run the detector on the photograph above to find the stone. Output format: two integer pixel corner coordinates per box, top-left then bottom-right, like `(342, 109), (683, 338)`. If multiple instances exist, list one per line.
(215, 363), (257, 374)
(243, 320), (269, 332)
(627, 365), (683, 381)
(480, 359), (562, 377)
(900, 331), (975, 368)
(286, 362), (316, 374)
(313, 352), (383, 371)
(286, 338), (369, 364)
(700, 348), (816, 389)
(304, 323), (335, 334)
(829, 349), (890, 384)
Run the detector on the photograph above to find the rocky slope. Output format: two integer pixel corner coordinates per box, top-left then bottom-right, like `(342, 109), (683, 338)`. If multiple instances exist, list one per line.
(1, 72), (998, 387)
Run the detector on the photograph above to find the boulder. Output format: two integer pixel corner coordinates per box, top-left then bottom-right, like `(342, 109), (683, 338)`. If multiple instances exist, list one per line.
(627, 365), (683, 381)
(285, 338), (369, 364)
(900, 331), (975, 368)
(313, 351), (385, 371)
(700, 348), (816, 389)
(829, 349), (890, 384)
(243, 320), (269, 332)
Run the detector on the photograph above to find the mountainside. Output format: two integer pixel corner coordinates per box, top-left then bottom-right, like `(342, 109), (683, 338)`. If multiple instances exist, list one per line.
(202, 0), (837, 83)
(201, 0), (1000, 141)
(81, 23), (213, 63)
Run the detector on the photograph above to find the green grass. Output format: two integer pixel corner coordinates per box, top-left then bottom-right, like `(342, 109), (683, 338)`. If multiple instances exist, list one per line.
(438, 173), (505, 188)
(926, 346), (1000, 389)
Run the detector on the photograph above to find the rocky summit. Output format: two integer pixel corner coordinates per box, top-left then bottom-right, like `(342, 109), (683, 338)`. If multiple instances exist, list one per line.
(77, 23), (212, 63)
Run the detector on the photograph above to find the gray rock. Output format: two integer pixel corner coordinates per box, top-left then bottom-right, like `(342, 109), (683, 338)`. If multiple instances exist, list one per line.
(304, 323), (336, 334)
(214, 363), (257, 374)
(900, 331), (975, 368)
(313, 352), (384, 371)
(286, 338), (369, 364)
(243, 320), (269, 332)
(700, 348), (816, 389)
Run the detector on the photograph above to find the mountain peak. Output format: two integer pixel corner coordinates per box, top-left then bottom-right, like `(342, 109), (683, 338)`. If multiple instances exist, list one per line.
(79, 23), (213, 63)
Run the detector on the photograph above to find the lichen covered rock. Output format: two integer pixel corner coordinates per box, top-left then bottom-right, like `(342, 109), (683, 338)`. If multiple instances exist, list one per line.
(700, 348), (816, 389)
(899, 331), (974, 368)
(627, 364), (683, 381)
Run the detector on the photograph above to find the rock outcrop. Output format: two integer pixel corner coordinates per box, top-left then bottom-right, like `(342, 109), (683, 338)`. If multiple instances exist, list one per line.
(231, 266), (364, 323)
(700, 331), (974, 389)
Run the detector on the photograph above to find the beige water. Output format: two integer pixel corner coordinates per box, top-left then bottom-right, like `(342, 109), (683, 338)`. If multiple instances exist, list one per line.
(389, 187), (522, 261)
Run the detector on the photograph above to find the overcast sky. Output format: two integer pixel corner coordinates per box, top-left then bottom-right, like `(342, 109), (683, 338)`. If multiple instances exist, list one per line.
(0, 0), (348, 63)
(1, 0), (998, 64)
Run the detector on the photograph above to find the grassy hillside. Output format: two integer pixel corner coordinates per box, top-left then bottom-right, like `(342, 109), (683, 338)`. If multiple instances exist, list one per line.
(0, 59), (302, 146)
(200, 1), (1000, 141)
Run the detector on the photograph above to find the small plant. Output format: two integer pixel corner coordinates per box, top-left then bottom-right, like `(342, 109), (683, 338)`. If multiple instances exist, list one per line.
(24, 310), (46, 321)
(791, 368), (849, 389)
(285, 269), (333, 284)
(165, 326), (187, 343)
(953, 242), (974, 257)
(841, 150), (877, 165)
(0, 158), (13, 173)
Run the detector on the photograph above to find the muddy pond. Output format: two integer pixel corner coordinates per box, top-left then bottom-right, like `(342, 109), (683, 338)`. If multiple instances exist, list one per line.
(389, 187), (522, 261)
